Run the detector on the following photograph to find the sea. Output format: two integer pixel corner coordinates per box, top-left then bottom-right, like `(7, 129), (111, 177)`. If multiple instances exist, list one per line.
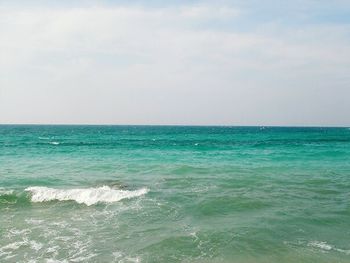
(0, 125), (349, 262)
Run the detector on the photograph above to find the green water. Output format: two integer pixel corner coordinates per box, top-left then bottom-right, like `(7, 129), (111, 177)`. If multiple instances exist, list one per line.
(0, 125), (349, 262)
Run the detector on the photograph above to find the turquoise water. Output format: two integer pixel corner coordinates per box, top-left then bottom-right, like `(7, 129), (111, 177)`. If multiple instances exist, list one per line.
(0, 125), (350, 262)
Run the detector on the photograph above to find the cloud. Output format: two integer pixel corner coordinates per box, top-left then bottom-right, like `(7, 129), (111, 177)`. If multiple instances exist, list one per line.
(179, 5), (239, 19)
(0, 2), (349, 125)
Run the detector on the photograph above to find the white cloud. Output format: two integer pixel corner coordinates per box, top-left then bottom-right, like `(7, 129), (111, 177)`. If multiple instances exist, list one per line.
(0, 3), (349, 125)
(179, 5), (239, 19)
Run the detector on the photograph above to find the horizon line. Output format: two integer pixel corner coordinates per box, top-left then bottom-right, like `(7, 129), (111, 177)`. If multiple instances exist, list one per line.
(0, 123), (349, 128)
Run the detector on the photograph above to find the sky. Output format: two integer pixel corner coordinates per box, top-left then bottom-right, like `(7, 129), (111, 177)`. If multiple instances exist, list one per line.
(1, 0), (350, 126)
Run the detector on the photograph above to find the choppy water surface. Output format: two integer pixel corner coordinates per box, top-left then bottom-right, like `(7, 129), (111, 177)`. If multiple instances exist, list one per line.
(0, 125), (350, 262)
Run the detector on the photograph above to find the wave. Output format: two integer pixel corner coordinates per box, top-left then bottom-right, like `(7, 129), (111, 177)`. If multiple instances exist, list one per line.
(0, 188), (14, 195)
(25, 186), (148, 206)
(308, 241), (350, 255)
(308, 241), (332, 251)
(0, 189), (23, 205)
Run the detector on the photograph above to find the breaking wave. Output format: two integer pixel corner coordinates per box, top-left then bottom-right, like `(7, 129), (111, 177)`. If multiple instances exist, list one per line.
(308, 241), (350, 255)
(25, 186), (149, 206)
(0, 188), (14, 196)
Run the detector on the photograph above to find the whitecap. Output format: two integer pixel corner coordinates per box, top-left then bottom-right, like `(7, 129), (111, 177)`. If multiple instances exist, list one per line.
(49, 141), (60, 145)
(308, 241), (332, 251)
(46, 245), (59, 254)
(29, 240), (43, 251)
(0, 241), (26, 251)
(25, 218), (44, 225)
(0, 189), (14, 195)
(308, 241), (350, 254)
(25, 186), (149, 206)
(124, 256), (141, 263)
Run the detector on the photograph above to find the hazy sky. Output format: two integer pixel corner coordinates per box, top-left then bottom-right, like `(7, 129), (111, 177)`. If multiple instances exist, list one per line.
(1, 0), (350, 126)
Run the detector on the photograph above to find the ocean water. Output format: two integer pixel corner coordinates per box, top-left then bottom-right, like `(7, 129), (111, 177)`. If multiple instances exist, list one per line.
(0, 125), (350, 263)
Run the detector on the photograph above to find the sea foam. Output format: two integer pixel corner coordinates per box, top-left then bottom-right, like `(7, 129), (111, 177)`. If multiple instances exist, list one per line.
(0, 189), (14, 195)
(25, 186), (148, 206)
(308, 241), (350, 255)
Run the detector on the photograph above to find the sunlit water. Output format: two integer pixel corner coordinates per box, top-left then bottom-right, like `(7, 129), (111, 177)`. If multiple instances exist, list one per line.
(1, 125), (350, 262)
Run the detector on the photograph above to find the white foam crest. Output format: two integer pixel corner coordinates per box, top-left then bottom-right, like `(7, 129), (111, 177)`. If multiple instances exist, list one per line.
(308, 241), (332, 251)
(0, 241), (26, 252)
(0, 188), (14, 195)
(25, 186), (149, 206)
(308, 241), (350, 254)
(25, 218), (44, 225)
(29, 240), (43, 251)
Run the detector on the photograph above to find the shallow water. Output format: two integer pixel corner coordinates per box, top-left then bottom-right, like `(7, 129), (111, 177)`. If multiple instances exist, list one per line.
(1, 125), (350, 262)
